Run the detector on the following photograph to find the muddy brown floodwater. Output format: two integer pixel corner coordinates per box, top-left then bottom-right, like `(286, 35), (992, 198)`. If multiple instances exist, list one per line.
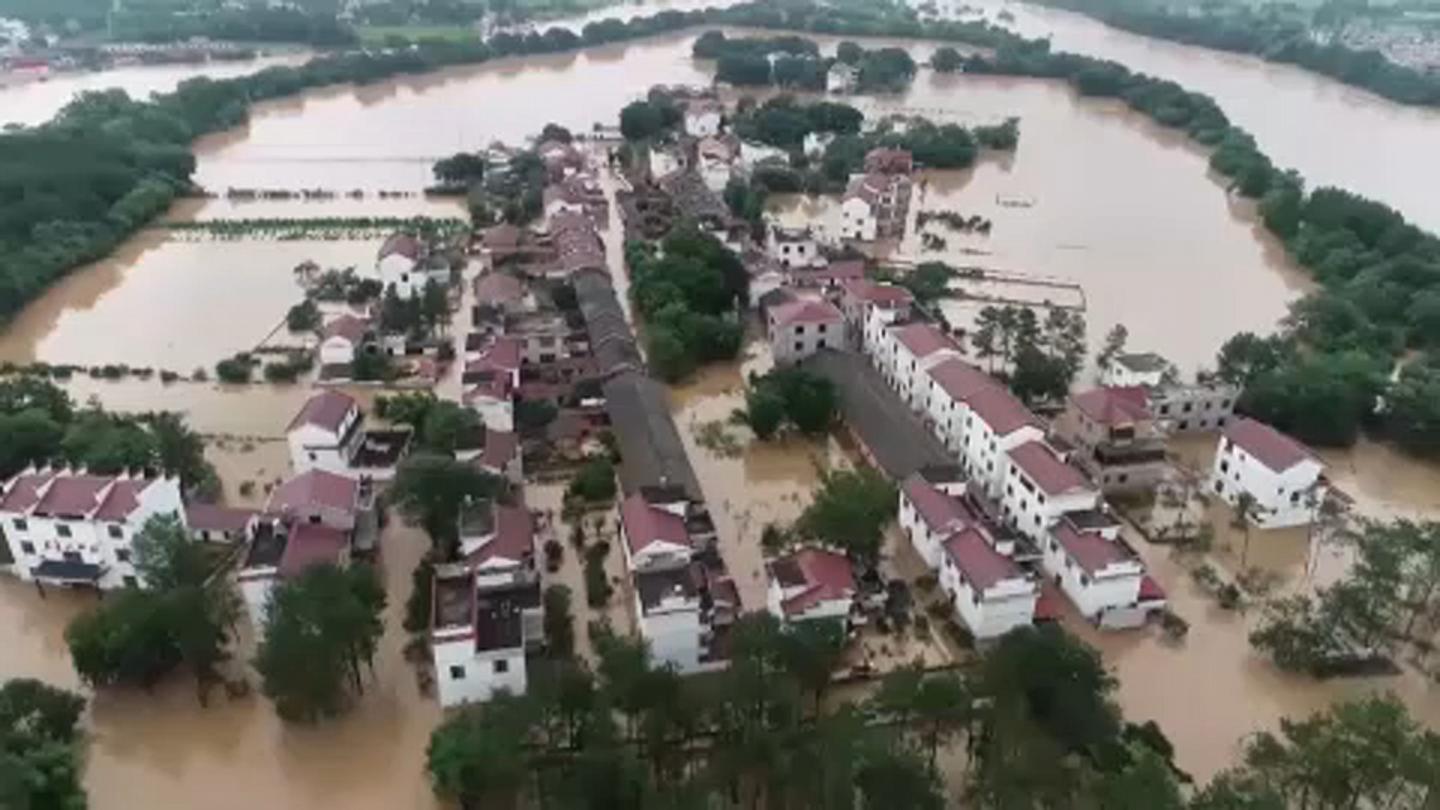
(5, 8), (1440, 804)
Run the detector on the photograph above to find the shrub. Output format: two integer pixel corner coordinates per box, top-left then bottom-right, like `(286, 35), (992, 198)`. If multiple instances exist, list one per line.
(215, 354), (252, 384)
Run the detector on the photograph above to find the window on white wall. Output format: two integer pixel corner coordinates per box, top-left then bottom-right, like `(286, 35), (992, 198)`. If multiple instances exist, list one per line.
(450, 665), (466, 679)
(494, 659), (509, 674)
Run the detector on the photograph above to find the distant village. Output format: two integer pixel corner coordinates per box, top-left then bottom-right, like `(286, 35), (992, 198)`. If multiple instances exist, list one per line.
(0, 82), (1340, 715)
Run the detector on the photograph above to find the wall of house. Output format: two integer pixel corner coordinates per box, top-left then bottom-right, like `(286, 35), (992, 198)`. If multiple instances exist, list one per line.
(770, 319), (839, 365)
(898, 494), (947, 570)
(839, 198), (877, 241)
(1100, 363), (1163, 388)
(433, 636), (528, 707)
(940, 557), (1036, 640)
(379, 254), (423, 298)
(287, 427), (349, 476)
(771, 239), (819, 269)
(1000, 472), (1099, 544)
(1039, 538), (1142, 619)
(686, 111), (721, 138)
(1210, 441), (1324, 528)
(319, 336), (355, 367)
(1151, 384), (1237, 432)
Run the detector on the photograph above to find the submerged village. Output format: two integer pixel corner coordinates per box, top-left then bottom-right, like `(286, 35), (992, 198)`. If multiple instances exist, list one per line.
(4, 1), (1440, 808)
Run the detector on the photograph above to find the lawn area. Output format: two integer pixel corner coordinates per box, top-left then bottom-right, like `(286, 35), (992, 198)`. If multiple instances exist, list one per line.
(357, 24), (479, 45)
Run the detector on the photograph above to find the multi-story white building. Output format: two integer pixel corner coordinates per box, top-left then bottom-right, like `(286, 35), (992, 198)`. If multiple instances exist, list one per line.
(957, 386), (1045, 498)
(431, 499), (541, 707)
(319, 314), (372, 367)
(880, 322), (963, 410)
(1041, 519), (1160, 628)
(767, 298), (844, 365)
(0, 469), (185, 590)
(765, 547), (856, 624)
(1101, 352), (1168, 388)
(939, 527), (1038, 640)
(377, 232), (446, 299)
(767, 225), (823, 269)
(1210, 417), (1327, 528)
(287, 390), (364, 476)
(839, 279), (913, 352)
(899, 472), (974, 570)
(1000, 440), (1101, 544)
(619, 490), (733, 674)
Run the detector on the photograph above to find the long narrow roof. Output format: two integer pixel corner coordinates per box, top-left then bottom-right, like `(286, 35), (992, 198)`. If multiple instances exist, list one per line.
(1007, 441), (1091, 497)
(1223, 417), (1319, 473)
(1052, 521), (1135, 575)
(901, 474), (972, 533)
(621, 493), (690, 555)
(945, 528), (1024, 592)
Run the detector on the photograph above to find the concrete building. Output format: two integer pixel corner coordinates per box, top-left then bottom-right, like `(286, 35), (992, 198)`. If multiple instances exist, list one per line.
(940, 528), (1038, 640)
(1210, 417), (1327, 528)
(839, 172), (911, 242)
(1001, 440), (1101, 545)
(377, 232), (446, 298)
(767, 298), (844, 365)
(1101, 352), (1168, 388)
(319, 314), (372, 367)
(880, 322), (964, 411)
(684, 99), (723, 137)
(767, 225), (823, 269)
(1053, 386), (1168, 494)
(839, 279), (913, 352)
(1150, 382), (1238, 433)
(184, 503), (256, 544)
(827, 61), (858, 93)
(430, 568), (540, 707)
(286, 390), (409, 479)
(1042, 518), (1161, 628)
(0, 469), (185, 590)
(765, 547), (856, 624)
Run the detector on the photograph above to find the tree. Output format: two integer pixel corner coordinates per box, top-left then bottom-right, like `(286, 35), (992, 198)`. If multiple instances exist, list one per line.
(255, 564), (386, 723)
(836, 40), (864, 65)
(744, 383), (786, 440)
(428, 693), (536, 807)
(1096, 323), (1129, 373)
(67, 588), (180, 689)
(543, 584), (575, 658)
(798, 468), (896, 566)
(419, 401), (483, 455)
(286, 298), (320, 331)
(930, 46), (964, 72)
(776, 618), (846, 714)
(567, 456), (616, 503)
(619, 100), (665, 141)
(0, 679), (88, 810)
(389, 453), (501, 558)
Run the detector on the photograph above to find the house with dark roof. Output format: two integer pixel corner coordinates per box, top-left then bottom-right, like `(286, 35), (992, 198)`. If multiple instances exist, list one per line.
(1053, 386), (1168, 494)
(1041, 518), (1157, 627)
(766, 547), (857, 624)
(1210, 417), (1327, 528)
(0, 468), (185, 590)
(767, 298), (843, 365)
(286, 390), (409, 480)
(1001, 440), (1101, 545)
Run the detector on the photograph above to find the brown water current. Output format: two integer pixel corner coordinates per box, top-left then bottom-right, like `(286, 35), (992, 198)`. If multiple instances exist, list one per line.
(5, 12), (1440, 804)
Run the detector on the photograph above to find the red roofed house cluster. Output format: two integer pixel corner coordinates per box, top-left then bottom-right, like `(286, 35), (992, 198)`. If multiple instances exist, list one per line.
(286, 389), (411, 481)
(1053, 385), (1169, 494)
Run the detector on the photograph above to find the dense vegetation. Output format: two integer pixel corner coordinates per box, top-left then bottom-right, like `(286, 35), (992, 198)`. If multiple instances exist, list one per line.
(0, 678), (88, 810)
(795, 467), (896, 567)
(626, 226), (748, 382)
(66, 515), (238, 701)
(0, 375), (216, 495)
(971, 304), (1088, 406)
(388, 452), (503, 559)
(742, 367), (839, 440)
(1037, 0), (1440, 107)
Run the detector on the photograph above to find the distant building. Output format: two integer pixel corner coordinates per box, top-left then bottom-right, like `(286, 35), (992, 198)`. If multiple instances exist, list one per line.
(767, 298), (844, 365)
(0, 469), (185, 590)
(684, 99), (724, 138)
(1101, 352), (1168, 388)
(1053, 386), (1168, 494)
(765, 547), (856, 624)
(839, 279), (913, 352)
(1209, 417), (1327, 528)
(377, 232), (446, 299)
(827, 61), (858, 93)
(286, 390), (409, 479)
(767, 225), (823, 269)
(864, 147), (914, 175)
(696, 134), (741, 192)
(319, 314), (373, 368)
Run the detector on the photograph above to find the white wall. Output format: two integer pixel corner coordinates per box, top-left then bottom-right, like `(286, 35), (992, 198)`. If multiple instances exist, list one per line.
(379, 254), (422, 298)
(839, 198), (876, 241)
(1101, 362), (1164, 388)
(319, 336), (355, 367)
(433, 634), (527, 707)
(765, 580), (852, 623)
(769, 319), (840, 365)
(898, 492), (947, 571)
(939, 553), (1036, 640)
(1210, 439), (1324, 528)
(637, 599), (703, 674)
(1039, 535), (1143, 620)
(686, 110), (721, 138)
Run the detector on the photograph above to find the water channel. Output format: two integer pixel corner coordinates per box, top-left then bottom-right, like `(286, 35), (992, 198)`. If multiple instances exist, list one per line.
(3, 5), (1440, 804)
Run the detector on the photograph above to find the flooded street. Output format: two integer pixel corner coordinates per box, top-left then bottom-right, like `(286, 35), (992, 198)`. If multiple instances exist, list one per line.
(4, 5), (1440, 803)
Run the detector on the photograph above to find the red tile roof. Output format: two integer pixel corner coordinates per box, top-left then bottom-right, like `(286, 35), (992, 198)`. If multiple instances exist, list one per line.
(93, 479), (152, 522)
(945, 528), (1023, 592)
(267, 470), (358, 516)
(770, 547), (856, 616)
(279, 523), (348, 577)
(967, 385), (1041, 436)
(185, 503), (257, 534)
(1138, 575), (1166, 602)
(0, 471), (55, 513)
(893, 323), (960, 359)
(33, 475), (111, 518)
(1008, 441), (1091, 496)
(771, 299), (842, 328)
(468, 336), (523, 375)
(379, 232), (424, 261)
(902, 474), (973, 533)
(864, 147), (913, 174)
(1072, 386), (1151, 426)
(464, 375), (513, 403)
(483, 224), (522, 249)
(620, 493), (690, 555)
(480, 430), (519, 471)
(466, 504), (534, 567)
(288, 390), (357, 434)
(927, 357), (992, 402)
(322, 314), (369, 344)
(1052, 522), (1134, 575)
(1033, 583), (1063, 621)
(1223, 416), (1318, 473)
(473, 272), (525, 307)
(841, 279), (912, 307)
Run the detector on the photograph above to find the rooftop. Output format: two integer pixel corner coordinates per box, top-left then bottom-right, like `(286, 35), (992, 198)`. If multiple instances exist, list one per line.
(1071, 386), (1152, 426)
(379, 232), (424, 262)
(1223, 416), (1319, 473)
(902, 474), (974, 533)
(927, 357), (993, 402)
(966, 384), (1041, 436)
(473, 272), (526, 308)
(1114, 352), (1168, 373)
(1052, 521), (1136, 575)
(185, 503), (256, 534)
(770, 299), (843, 328)
(464, 503), (535, 568)
(278, 522), (349, 578)
(769, 547), (856, 616)
(288, 390), (357, 434)
(1007, 441), (1092, 496)
(893, 322), (960, 358)
(474, 579), (541, 652)
(841, 278), (913, 308)
(621, 493), (690, 555)
(635, 564), (699, 612)
(266, 469), (358, 517)
(322, 314), (370, 345)
(945, 528), (1025, 592)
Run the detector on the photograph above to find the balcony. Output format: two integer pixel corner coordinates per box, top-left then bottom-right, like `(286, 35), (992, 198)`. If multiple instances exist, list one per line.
(1093, 442), (1168, 466)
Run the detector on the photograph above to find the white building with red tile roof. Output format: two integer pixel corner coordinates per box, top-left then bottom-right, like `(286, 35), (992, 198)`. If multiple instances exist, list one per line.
(1042, 518), (1154, 625)
(377, 232), (445, 299)
(1001, 440), (1100, 544)
(0, 468), (184, 590)
(765, 547), (856, 624)
(939, 528), (1037, 639)
(319, 314), (372, 367)
(1210, 417), (1327, 528)
(767, 298), (844, 365)
(878, 321), (964, 409)
(838, 278), (913, 352)
(899, 472), (976, 569)
(287, 390), (363, 476)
